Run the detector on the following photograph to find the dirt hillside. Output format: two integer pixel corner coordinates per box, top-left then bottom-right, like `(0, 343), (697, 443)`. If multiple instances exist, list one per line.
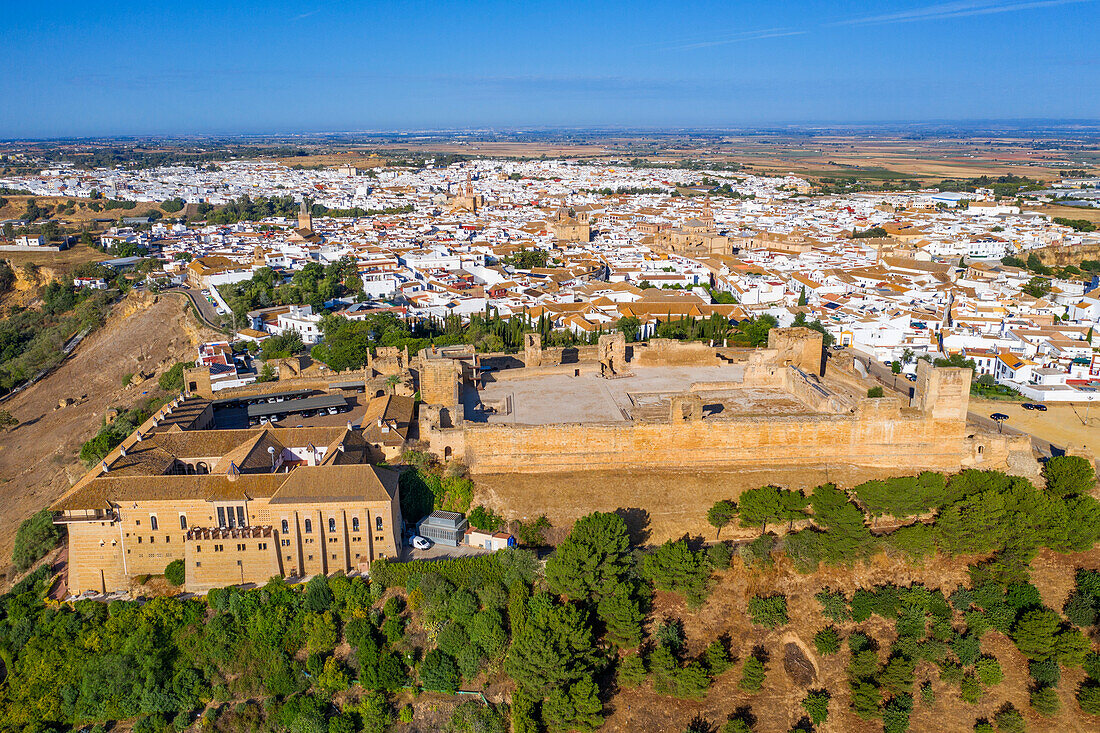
(607, 548), (1100, 733)
(0, 291), (219, 577)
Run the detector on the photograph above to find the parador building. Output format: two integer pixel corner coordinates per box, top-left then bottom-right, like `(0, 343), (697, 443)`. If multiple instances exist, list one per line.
(53, 419), (402, 595)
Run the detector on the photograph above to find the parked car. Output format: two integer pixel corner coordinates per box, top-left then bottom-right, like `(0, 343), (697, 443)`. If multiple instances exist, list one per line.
(411, 536), (432, 550)
(905, 373), (917, 382)
(327, 407), (339, 415)
(1022, 403), (1048, 411)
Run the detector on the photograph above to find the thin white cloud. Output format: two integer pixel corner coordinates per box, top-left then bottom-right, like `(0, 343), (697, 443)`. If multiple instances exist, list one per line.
(657, 0), (1091, 52)
(653, 28), (806, 52)
(833, 0), (1093, 27)
(293, 8), (323, 21)
(672, 29), (808, 51)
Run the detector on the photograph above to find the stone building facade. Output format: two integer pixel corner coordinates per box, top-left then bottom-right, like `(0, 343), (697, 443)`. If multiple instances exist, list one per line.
(53, 417), (402, 595)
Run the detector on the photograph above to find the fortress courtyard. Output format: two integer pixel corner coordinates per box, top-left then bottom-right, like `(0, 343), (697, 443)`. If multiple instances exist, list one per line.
(462, 364), (820, 425)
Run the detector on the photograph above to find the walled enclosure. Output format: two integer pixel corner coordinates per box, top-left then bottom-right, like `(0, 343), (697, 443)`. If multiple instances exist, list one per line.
(417, 329), (1035, 478)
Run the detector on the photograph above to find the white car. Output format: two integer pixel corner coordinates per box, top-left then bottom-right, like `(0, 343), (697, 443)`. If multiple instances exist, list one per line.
(411, 536), (432, 550)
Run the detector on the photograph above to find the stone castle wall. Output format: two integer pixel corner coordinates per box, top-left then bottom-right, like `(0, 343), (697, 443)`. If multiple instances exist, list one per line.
(418, 328), (1033, 478)
(459, 410), (1006, 475)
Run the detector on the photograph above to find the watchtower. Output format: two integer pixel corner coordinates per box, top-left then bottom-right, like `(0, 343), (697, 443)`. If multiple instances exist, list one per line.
(524, 333), (543, 368)
(297, 200), (313, 232)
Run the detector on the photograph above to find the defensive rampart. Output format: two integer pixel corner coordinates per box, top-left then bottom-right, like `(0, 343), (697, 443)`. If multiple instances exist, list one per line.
(460, 408), (1002, 474)
(418, 328), (1035, 478)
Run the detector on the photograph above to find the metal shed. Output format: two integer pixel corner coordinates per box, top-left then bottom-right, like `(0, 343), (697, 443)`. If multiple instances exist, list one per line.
(415, 511), (469, 547)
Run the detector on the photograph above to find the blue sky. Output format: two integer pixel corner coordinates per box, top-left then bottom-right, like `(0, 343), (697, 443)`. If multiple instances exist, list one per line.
(1, 0), (1097, 137)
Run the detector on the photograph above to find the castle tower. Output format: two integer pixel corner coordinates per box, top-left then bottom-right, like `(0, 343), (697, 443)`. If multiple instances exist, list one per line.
(298, 200), (313, 232)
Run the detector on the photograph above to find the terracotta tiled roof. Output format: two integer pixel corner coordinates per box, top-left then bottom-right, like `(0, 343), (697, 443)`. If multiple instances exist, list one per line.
(268, 465), (399, 504)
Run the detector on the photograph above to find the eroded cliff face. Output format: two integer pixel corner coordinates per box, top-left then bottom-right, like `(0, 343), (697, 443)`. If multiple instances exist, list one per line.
(0, 263), (63, 310)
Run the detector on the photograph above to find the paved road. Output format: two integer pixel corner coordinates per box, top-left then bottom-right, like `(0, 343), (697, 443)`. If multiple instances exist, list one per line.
(165, 287), (226, 332)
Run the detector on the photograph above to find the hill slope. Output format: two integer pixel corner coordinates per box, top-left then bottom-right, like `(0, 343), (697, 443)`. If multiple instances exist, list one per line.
(0, 291), (219, 578)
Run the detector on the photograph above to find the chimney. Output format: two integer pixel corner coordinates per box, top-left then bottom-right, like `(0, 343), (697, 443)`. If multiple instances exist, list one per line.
(119, 445), (127, 456)
(101, 461), (109, 473)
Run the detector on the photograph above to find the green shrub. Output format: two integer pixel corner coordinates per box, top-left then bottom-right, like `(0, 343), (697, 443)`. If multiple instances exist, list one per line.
(814, 626), (840, 656)
(993, 704), (1026, 733)
(158, 361), (194, 392)
(641, 539), (712, 607)
(739, 655), (766, 691)
(371, 548), (536, 590)
(164, 559), (185, 586)
(960, 673), (984, 703)
(920, 680), (934, 706)
(1030, 685), (1060, 716)
(884, 523), (936, 562)
(802, 689), (829, 725)
(882, 655), (915, 697)
(849, 679), (880, 720)
(739, 533), (777, 569)
(882, 693), (912, 733)
(815, 588), (850, 622)
(12, 509), (63, 572)
(617, 653), (647, 688)
(1084, 651), (1100, 680)
(467, 505), (505, 532)
(419, 650), (459, 693)
(867, 386), (884, 398)
(1042, 455), (1095, 498)
(747, 594), (788, 628)
(704, 639), (732, 675)
(1078, 680), (1100, 715)
(974, 656), (1003, 687)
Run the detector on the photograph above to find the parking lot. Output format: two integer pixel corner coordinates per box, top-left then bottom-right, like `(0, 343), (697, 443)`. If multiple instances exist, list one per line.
(399, 540), (491, 563)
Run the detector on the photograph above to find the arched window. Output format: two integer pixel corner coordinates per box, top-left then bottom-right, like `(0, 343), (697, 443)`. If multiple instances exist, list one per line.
(304, 519), (312, 533)
(179, 515), (187, 530)
(328, 518), (336, 533)
(281, 519), (289, 534)
(375, 516), (383, 532)
(196, 461), (209, 475)
(351, 517), (360, 532)
(150, 515), (159, 531)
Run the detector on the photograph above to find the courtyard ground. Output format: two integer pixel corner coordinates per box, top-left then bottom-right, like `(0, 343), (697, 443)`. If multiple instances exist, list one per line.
(971, 398), (1100, 455)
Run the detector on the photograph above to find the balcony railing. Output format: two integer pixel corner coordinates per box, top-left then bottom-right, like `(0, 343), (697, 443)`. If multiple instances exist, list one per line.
(53, 509), (119, 524)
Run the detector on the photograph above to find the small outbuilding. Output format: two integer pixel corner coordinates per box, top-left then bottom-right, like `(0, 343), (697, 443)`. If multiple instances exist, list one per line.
(416, 511), (469, 547)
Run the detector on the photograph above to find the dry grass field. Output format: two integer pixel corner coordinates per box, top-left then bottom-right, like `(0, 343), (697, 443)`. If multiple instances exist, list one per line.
(472, 464), (915, 546)
(0, 241), (105, 274)
(1027, 203), (1100, 225)
(0, 195), (177, 226)
(287, 134), (1097, 183)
